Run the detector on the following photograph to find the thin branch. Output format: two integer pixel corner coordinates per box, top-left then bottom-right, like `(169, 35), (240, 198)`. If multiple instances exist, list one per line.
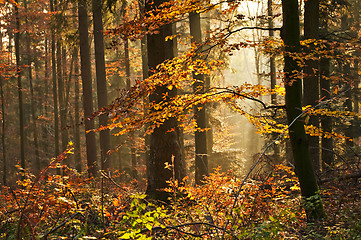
(41, 212), (83, 239)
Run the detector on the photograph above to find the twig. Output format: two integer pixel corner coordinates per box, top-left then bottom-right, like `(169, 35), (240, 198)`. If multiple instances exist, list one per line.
(41, 212), (82, 239)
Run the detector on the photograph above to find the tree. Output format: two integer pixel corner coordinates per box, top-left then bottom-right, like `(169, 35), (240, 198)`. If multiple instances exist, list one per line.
(78, 0), (98, 177)
(124, 38), (138, 179)
(0, 32), (6, 185)
(268, 0), (280, 162)
(281, 0), (326, 220)
(24, 0), (40, 171)
(92, 0), (111, 170)
(189, 11), (208, 185)
(50, 0), (60, 166)
(145, 0), (186, 200)
(303, 0), (320, 171)
(15, 0), (25, 170)
(73, 47), (82, 172)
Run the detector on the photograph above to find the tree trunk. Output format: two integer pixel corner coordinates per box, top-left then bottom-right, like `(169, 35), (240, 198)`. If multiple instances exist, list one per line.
(0, 59), (6, 185)
(78, 0), (98, 177)
(24, 15), (40, 173)
(320, 55), (334, 169)
(74, 47), (82, 172)
(28, 55), (40, 173)
(303, 0), (320, 171)
(50, 0), (60, 164)
(92, 0), (111, 170)
(57, 41), (68, 154)
(146, 0), (186, 201)
(281, 0), (326, 220)
(15, 0), (26, 170)
(189, 12), (208, 185)
(42, 38), (50, 162)
(268, 0), (280, 162)
(140, 24), (149, 180)
(124, 39), (138, 179)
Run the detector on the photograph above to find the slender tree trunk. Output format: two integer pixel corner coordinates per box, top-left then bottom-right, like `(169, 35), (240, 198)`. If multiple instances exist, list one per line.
(15, 0), (26, 170)
(50, 0), (59, 164)
(42, 38), (50, 161)
(268, 0), (276, 105)
(124, 39), (138, 179)
(92, 0), (111, 170)
(28, 57), (40, 173)
(303, 0), (320, 171)
(320, 57), (334, 169)
(0, 32), (6, 185)
(204, 10), (213, 156)
(141, 29), (149, 180)
(146, 0), (185, 201)
(57, 42), (68, 154)
(74, 47), (82, 172)
(268, 0), (280, 162)
(24, 15), (40, 172)
(0, 57), (6, 185)
(78, 0), (98, 177)
(281, 0), (326, 220)
(189, 12), (208, 184)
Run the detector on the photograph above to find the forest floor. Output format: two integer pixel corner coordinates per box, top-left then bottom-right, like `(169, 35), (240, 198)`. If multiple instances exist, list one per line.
(1, 164), (361, 239)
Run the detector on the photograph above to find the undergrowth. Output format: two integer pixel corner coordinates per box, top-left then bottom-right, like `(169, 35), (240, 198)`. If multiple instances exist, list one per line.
(0, 163), (360, 239)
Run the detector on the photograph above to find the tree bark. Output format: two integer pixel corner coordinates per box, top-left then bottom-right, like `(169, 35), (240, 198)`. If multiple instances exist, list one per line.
(124, 39), (138, 179)
(28, 54), (40, 173)
(57, 42), (68, 154)
(78, 0), (98, 177)
(24, 10), (40, 172)
(42, 38), (50, 161)
(320, 56), (334, 169)
(268, 0), (280, 162)
(146, 0), (186, 201)
(189, 12), (208, 185)
(281, 0), (326, 220)
(92, 0), (111, 170)
(0, 37), (6, 184)
(303, 0), (320, 171)
(74, 47), (82, 172)
(15, 0), (26, 170)
(50, 0), (59, 165)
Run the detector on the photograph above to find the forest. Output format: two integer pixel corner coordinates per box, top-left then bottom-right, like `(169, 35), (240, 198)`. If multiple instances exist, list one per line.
(0, 0), (361, 238)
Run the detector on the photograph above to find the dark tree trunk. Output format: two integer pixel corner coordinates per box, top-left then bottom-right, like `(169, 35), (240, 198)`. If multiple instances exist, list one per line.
(50, 0), (59, 164)
(189, 12), (208, 184)
(28, 58), (40, 173)
(78, 0), (98, 177)
(0, 32), (6, 185)
(57, 42), (68, 154)
(281, 0), (326, 220)
(92, 0), (111, 170)
(0, 64), (6, 185)
(303, 0), (320, 171)
(24, 17), (40, 172)
(15, 0), (25, 170)
(146, 0), (186, 201)
(42, 38), (50, 162)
